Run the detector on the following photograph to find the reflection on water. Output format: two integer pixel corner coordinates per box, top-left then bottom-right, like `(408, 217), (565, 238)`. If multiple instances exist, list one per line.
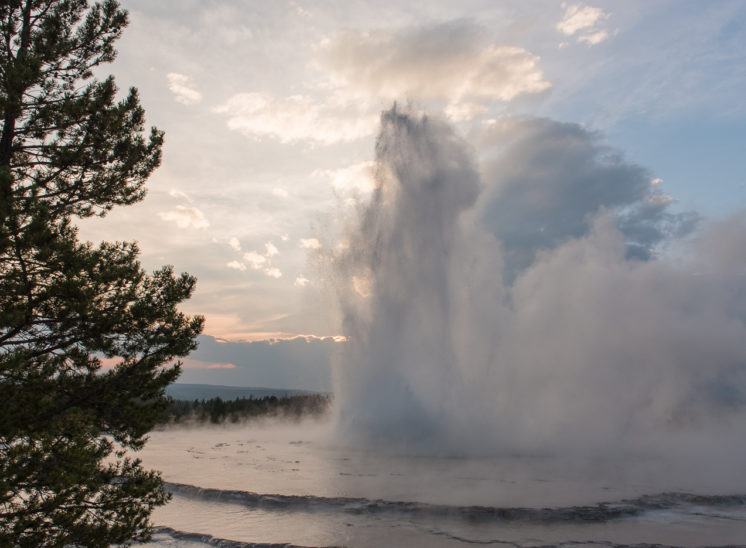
(136, 423), (746, 547)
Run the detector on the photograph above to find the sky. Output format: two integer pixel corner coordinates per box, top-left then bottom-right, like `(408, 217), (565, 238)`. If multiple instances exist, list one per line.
(77, 0), (746, 390)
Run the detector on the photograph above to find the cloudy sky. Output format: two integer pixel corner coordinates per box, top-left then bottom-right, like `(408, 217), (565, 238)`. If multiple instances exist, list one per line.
(78, 0), (746, 390)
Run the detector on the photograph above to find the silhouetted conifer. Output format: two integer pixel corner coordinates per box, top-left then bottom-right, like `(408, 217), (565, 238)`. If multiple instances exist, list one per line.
(0, 1), (203, 545)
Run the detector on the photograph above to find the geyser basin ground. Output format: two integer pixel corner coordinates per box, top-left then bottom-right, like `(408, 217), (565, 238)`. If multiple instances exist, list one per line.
(138, 423), (746, 547)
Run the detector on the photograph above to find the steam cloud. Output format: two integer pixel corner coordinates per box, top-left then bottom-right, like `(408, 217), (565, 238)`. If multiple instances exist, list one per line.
(331, 106), (746, 455)
(478, 117), (700, 275)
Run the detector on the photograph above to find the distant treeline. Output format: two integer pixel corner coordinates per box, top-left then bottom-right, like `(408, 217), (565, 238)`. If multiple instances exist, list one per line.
(159, 394), (332, 425)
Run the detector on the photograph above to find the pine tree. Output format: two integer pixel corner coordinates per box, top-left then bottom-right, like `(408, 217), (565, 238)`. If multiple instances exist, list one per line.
(0, 1), (203, 545)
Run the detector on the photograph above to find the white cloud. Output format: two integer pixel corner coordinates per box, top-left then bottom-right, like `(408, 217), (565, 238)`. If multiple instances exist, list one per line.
(300, 238), (322, 250)
(265, 267), (282, 278)
(169, 188), (193, 202)
(213, 92), (375, 145)
(295, 275), (310, 287)
(578, 29), (609, 45)
(649, 193), (674, 206)
(444, 101), (487, 122)
(158, 206), (209, 229)
(243, 247), (283, 279)
(314, 161), (376, 195)
(226, 260), (246, 271)
(265, 241), (279, 256)
(244, 251), (267, 269)
(557, 4), (611, 45)
(228, 237), (241, 251)
(316, 21), (550, 117)
(651, 178), (663, 186)
(166, 72), (202, 105)
(272, 187), (289, 198)
(557, 4), (607, 35)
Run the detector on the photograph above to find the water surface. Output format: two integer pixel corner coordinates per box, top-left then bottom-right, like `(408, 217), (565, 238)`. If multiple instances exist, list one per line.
(138, 423), (746, 547)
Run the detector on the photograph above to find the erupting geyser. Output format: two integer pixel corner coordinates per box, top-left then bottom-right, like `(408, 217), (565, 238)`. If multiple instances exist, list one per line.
(331, 106), (746, 455)
(331, 107), (501, 449)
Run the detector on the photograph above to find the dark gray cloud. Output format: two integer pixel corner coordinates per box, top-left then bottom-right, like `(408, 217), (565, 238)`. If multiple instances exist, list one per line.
(181, 335), (335, 392)
(476, 117), (699, 274)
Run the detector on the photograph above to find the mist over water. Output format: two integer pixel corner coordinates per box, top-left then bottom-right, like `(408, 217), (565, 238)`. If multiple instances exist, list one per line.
(331, 106), (746, 457)
(144, 113), (746, 545)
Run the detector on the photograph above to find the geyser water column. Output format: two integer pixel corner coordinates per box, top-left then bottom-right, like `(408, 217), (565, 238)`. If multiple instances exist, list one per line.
(330, 106), (746, 456)
(332, 107), (506, 449)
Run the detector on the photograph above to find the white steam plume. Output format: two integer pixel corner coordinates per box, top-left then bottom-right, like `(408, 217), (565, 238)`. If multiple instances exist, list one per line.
(330, 106), (746, 456)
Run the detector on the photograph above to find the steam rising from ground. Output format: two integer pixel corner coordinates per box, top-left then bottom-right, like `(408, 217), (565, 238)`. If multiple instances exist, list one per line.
(331, 107), (746, 455)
